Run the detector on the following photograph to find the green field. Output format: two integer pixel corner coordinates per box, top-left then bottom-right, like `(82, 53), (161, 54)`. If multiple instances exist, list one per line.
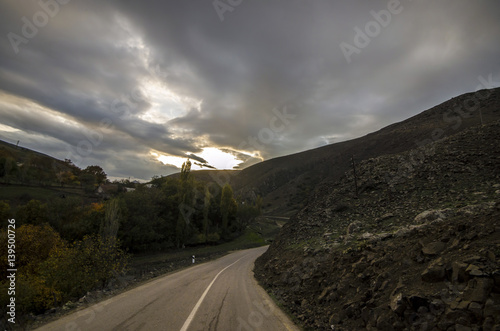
(0, 184), (88, 205)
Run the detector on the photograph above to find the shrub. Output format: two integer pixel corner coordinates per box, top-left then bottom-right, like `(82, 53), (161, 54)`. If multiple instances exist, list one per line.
(41, 235), (128, 300)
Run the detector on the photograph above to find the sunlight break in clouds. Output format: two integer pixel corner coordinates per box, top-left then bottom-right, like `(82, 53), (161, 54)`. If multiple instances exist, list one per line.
(153, 147), (242, 170)
(139, 80), (202, 124)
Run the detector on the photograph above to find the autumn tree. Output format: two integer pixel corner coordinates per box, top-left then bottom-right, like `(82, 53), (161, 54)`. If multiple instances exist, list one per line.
(16, 200), (49, 225)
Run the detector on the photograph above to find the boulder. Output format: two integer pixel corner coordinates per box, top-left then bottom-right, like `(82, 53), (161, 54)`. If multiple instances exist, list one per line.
(422, 258), (446, 282)
(390, 293), (406, 315)
(414, 208), (453, 224)
(421, 241), (446, 256)
(463, 278), (494, 303)
(452, 262), (469, 283)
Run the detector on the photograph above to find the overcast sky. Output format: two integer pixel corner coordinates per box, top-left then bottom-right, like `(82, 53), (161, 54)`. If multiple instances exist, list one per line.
(1, 1), (499, 181)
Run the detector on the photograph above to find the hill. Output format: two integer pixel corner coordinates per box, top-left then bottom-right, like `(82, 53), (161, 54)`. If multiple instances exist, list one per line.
(0, 139), (80, 184)
(228, 88), (500, 216)
(0, 139), (114, 206)
(254, 115), (500, 327)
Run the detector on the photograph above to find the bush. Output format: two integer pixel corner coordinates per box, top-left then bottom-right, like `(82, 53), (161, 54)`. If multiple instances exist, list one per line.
(0, 201), (11, 221)
(41, 235), (128, 300)
(207, 232), (220, 243)
(0, 225), (128, 317)
(17, 275), (60, 314)
(0, 224), (64, 279)
(16, 199), (49, 225)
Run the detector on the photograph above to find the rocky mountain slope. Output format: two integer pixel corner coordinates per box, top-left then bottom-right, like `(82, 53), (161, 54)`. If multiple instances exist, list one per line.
(254, 120), (500, 330)
(231, 88), (500, 216)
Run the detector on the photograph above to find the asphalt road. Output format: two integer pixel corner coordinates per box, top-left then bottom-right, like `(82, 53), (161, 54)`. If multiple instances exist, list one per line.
(36, 246), (300, 331)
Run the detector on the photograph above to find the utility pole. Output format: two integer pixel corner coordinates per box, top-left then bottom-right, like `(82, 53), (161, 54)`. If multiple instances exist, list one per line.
(351, 155), (358, 197)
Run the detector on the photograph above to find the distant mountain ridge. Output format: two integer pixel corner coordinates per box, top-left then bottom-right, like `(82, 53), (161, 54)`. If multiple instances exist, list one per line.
(227, 87), (500, 215)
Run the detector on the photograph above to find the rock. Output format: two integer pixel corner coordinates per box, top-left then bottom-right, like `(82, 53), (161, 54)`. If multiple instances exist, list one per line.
(453, 262), (469, 283)
(484, 298), (500, 318)
(62, 301), (76, 311)
(390, 293), (406, 315)
(464, 256), (482, 263)
(346, 221), (363, 235)
(463, 278), (494, 303)
(457, 300), (471, 310)
(483, 317), (495, 331)
(468, 301), (483, 319)
(493, 271), (500, 292)
(421, 241), (446, 255)
(44, 308), (57, 315)
(375, 213), (394, 223)
(408, 295), (429, 310)
(422, 258), (446, 282)
(318, 285), (334, 302)
(429, 299), (445, 315)
(465, 264), (484, 277)
(455, 325), (472, 331)
(414, 209), (453, 224)
(376, 311), (397, 330)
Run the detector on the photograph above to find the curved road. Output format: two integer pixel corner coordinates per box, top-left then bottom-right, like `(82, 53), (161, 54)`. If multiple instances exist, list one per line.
(36, 246), (299, 331)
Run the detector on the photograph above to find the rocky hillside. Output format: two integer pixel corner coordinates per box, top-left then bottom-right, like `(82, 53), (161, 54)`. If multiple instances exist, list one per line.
(255, 120), (500, 330)
(231, 88), (500, 216)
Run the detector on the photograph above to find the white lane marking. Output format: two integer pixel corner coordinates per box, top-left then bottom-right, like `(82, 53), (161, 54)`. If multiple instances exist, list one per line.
(179, 257), (243, 331)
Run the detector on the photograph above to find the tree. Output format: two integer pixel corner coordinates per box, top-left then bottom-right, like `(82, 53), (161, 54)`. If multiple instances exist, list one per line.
(220, 184), (237, 238)
(237, 195), (262, 226)
(100, 198), (121, 245)
(0, 157), (18, 183)
(16, 200), (49, 225)
(202, 186), (211, 243)
(79, 173), (97, 192)
(180, 159), (191, 182)
(176, 159), (195, 247)
(47, 196), (85, 240)
(119, 187), (169, 252)
(83, 165), (107, 185)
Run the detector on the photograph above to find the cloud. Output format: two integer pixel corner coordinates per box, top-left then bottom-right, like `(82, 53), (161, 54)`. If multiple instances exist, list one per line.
(0, 0), (499, 180)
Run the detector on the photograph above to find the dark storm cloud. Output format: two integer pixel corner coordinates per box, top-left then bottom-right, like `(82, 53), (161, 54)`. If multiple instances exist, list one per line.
(1, 0), (499, 180)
